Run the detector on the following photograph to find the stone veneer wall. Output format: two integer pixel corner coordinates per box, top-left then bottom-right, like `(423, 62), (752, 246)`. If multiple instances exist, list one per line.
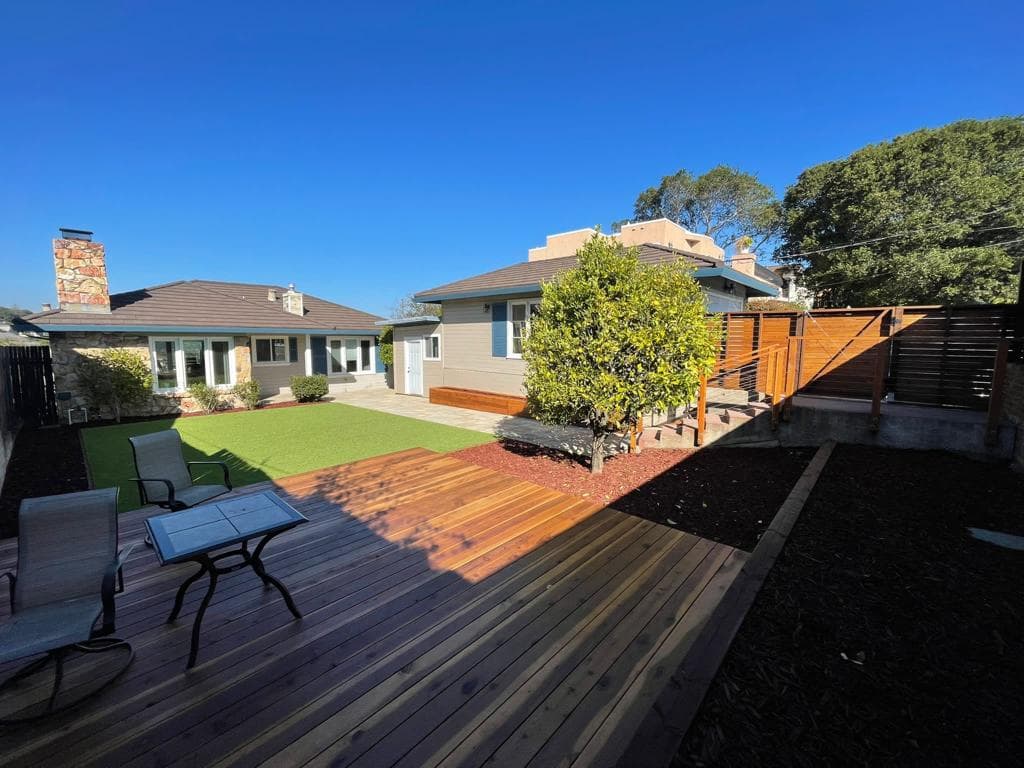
(53, 238), (111, 313)
(1001, 361), (1024, 469)
(50, 332), (256, 420)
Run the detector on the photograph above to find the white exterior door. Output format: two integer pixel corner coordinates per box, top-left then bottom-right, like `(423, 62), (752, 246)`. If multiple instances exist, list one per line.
(405, 339), (424, 396)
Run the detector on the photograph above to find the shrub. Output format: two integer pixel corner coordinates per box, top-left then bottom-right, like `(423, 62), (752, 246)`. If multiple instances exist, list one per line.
(187, 382), (222, 414)
(378, 326), (394, 367)
(232, 378), (262, 410)
(290, 374), (329, 402)
(78, 348), (153, 423)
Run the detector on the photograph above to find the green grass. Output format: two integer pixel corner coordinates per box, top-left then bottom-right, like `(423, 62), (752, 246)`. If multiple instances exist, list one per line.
(81, 402), (494, 511)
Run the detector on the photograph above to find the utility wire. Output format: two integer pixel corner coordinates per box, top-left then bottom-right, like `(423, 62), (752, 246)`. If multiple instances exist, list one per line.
(809, 237), (1024, 290)
(784, 205), (1019, 259)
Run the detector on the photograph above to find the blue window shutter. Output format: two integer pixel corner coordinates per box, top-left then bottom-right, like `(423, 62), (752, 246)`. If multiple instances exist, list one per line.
(491, 302), (507, 357)
(375, 340), (386, 373)
(288, 336), (299, 363)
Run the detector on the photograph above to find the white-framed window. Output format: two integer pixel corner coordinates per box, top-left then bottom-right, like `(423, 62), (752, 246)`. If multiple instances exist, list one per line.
(252, 336), (292, 366)
(425, 334), (441, 360)
(328, 337), (376, 375)
(507, 300), (541, 358)
(149, 336), (236, 392)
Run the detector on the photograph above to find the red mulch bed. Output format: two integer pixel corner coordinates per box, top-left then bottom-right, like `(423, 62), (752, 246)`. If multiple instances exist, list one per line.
(450, 440), (814, 551)
(679, 445), (1024, 767)
(0, 426), (89, 537)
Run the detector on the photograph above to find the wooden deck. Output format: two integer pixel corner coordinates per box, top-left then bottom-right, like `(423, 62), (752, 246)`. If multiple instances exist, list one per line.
(0, 448), (745, 767)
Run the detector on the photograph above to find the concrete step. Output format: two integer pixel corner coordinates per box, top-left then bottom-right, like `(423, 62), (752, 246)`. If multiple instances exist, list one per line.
(638, 426), (694, 450)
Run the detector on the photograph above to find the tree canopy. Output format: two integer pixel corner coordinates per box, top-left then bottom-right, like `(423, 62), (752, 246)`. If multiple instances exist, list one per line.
(777, 117), (1024, 307)
(524, 235), (717, 473)
(632, 165), (781, 250)
(0, 305), (32, 323)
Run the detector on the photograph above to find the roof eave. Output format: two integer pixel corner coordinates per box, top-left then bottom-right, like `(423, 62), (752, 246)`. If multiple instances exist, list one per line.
(413, 284), (543, 303)
(18, 321), (380, 335)
(694, 267), (780, 297)
(374, 315), (441, 326)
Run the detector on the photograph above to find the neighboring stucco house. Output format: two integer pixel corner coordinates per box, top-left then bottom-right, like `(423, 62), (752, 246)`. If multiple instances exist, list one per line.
(18, 229), (386, 419)
(391, 219), (781, 399)
(769, 264), (815, 308)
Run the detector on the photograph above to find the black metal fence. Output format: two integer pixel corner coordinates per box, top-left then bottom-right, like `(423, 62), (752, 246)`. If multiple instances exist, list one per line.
(1, 346), (58, 430)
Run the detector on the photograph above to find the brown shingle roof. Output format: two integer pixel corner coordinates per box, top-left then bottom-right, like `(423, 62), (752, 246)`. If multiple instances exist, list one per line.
(414, 244), (722, 301)
(20, 280), (383, 332)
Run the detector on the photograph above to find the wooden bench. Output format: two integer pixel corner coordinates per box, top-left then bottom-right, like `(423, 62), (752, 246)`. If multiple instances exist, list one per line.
(429, 386), (529, 416)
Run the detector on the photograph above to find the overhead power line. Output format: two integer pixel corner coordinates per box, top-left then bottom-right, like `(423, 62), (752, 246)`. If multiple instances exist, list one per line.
(809, 237), (1024, 290)
(784, 204), (1020, 259)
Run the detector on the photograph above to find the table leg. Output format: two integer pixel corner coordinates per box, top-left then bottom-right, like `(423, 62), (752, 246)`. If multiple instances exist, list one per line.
(167, 561), (209, 623)
(187, 557), (218, 669)
(251, 534), (302, 619)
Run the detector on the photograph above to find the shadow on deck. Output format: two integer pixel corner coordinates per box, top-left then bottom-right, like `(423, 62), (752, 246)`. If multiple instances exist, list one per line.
(0, 448), (744, 768)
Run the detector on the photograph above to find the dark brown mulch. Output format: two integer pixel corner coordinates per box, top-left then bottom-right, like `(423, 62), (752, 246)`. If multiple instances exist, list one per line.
(450, 440), (814, 551)
(613, 446), (814, 550)
(678, 444), (1024, 768)
(0, 426), (90, 537)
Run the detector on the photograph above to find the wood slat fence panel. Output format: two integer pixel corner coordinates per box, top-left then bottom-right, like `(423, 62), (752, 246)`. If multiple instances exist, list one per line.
(0, 346), (58, 428)
(713, 304), (1018, 410)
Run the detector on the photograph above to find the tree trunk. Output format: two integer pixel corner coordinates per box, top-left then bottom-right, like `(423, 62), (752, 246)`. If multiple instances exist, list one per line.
(591, 431), (606, 474)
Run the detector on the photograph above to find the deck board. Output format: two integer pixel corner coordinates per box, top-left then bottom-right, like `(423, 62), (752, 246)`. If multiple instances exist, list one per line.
(0, 448), (745, 767)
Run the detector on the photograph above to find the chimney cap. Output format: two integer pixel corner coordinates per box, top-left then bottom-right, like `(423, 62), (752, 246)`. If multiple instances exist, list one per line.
(59, 227), (93, 241)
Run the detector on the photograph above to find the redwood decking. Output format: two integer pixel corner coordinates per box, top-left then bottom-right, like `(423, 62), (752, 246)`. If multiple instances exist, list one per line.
(0, 448), (745, 767)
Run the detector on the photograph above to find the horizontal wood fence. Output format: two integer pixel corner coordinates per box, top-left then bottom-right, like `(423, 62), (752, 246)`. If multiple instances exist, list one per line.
(714, 304), (1018, 411)
(0, 346), (58, 429)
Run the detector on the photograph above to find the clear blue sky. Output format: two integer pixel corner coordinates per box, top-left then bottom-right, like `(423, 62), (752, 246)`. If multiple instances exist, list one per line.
(2, 1), (1021, 316)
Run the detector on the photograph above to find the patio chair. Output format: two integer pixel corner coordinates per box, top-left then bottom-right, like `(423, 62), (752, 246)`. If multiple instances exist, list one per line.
(0, 488), (134, 723)
(128, 429), (233, 511)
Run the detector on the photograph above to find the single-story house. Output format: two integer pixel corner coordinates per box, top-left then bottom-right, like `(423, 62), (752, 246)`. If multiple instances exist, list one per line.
(391, 219), (780, 400)
(17, 229), (386, 419)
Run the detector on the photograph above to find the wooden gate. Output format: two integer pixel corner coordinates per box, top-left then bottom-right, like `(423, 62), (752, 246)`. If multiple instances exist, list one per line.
(0, 346), (58, 428)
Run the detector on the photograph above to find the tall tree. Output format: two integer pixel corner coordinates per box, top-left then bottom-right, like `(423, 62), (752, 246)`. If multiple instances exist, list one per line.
(524, 235), (717, 474)
(632, 165), (781, 250)
(390, 294), (442, 320)
(777, 117), (1024, 307)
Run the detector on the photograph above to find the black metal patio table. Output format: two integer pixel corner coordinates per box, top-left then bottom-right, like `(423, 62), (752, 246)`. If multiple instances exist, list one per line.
(144, 491), (308, 669)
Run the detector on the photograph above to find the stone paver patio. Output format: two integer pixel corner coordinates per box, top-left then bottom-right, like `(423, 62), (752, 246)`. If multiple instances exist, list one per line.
(332, 388), (629, 455)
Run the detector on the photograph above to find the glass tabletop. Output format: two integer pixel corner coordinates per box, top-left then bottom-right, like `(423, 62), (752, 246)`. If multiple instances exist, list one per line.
(145, 491), (307, 564)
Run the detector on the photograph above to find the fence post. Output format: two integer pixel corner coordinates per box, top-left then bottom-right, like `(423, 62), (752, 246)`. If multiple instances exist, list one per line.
(986, 340), (1010, 446)
(695, 375), (707, 447)
(770, 349), (781, 429)
(869, 341), (888, 432)
(783, 337), (799, 422)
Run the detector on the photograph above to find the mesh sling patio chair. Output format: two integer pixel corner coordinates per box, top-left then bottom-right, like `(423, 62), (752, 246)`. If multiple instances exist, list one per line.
(0, 488), (134, 723)
(129, 429), (233, 511)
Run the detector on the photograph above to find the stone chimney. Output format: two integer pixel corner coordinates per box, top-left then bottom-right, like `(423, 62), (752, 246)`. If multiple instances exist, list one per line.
(282, 283), (304, 316)
(53, 228), (110, 313)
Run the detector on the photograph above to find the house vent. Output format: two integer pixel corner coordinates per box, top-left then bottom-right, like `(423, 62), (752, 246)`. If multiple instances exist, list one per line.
(267, 288), (278, 301)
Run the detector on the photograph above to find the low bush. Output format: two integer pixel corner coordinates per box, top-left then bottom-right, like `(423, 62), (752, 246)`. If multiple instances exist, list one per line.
(78, 348), (153, 423)
(187, 382), (223, 414)
(232, 378), (263, 410)
(290, 374), (329, 402)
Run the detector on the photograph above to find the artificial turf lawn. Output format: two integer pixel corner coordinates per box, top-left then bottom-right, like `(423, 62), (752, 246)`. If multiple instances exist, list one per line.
(81, 402), (495, 511)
